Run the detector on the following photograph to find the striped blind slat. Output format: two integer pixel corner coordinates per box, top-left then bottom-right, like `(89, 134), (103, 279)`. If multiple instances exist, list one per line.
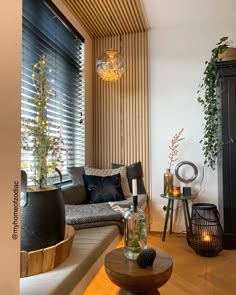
(22, 0), (85, 183)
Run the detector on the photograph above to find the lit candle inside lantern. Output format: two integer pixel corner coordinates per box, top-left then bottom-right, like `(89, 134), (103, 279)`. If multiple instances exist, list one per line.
(202, 231), (212, 242)
(132, 179), (137, 196)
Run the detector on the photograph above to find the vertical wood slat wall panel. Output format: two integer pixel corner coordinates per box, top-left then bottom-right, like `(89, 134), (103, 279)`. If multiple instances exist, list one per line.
(94, 36), (122, 169)
(93, 31), (149, 193)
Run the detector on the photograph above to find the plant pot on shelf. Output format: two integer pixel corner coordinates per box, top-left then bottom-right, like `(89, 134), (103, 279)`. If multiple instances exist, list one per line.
(21, 171), (65, 252)
(218, 47), (236, 61)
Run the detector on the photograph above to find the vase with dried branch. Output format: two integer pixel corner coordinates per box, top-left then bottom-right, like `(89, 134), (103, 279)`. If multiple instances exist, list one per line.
(164, 128), (184, 195)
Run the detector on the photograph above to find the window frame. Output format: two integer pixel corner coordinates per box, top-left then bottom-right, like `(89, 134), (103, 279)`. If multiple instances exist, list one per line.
(21, 0), (85, 185)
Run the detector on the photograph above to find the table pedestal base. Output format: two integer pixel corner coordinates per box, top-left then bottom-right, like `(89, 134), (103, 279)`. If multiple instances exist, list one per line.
(118, 289), (160, 295)
(104, 247), (173, 294)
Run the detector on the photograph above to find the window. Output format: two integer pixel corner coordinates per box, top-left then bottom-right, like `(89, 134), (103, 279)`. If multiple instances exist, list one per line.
(22, 0), (85, 183)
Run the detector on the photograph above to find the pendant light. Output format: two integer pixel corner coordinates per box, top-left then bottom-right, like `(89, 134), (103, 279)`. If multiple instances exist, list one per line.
(96, 49), (125, 81)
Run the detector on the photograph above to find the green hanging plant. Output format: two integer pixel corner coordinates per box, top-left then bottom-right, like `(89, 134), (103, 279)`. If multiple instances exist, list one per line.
(197, 37), (230, 170)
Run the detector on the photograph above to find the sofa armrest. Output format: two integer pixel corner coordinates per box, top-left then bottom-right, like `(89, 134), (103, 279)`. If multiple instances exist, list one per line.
(61, 184), (87, 205)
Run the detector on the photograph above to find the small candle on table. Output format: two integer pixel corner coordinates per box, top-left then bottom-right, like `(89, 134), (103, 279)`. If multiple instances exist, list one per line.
(172, 186), (180, 197)
(132, 179), (137, 196)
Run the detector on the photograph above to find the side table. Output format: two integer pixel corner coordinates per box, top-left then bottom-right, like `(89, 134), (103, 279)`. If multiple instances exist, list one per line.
(160, 194), (196, 241)
(104, 247), (173, 294)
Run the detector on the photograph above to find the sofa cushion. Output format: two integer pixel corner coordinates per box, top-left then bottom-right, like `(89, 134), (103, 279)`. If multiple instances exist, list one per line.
(112, 162), (146, 194)
(84, 166), (132, 198)
(20, 226), (121, 295)
(83, 174), (126, 203)
(67, 166), (85, 185)
(62, 184), (88, 205)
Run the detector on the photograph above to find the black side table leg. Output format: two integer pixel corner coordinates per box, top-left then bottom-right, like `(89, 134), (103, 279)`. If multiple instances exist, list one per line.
(185, 199), (191, 223)
(170, 199), (174, 234)
(182, 200), (189, 232)
(162, 199), (171, 241)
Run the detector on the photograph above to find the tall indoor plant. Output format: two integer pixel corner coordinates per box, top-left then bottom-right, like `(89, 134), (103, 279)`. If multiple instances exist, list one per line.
(22, 55), (64, 190)
(197, 37), (230, 170)
(21, 55), (65, 251)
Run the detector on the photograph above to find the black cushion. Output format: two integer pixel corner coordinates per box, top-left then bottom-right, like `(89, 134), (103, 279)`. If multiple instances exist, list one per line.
(82, 173), (126, 204)
(112, 162), (146, 194)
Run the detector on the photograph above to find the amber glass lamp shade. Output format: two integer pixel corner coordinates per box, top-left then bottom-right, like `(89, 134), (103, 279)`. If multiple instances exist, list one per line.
(96, 50), (125, 81)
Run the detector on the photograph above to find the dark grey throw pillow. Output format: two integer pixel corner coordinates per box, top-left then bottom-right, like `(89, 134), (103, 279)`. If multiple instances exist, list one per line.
(62, 184), (87, 205)
(112, 162), (146, 194)
(82, 173), (126, 204)
(67, 166), (85, 185)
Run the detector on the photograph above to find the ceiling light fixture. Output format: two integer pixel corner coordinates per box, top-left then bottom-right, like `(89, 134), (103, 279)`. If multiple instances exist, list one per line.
(96, 49), (125, 81)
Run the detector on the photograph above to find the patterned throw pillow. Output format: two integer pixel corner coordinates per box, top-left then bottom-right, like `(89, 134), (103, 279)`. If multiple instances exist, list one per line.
(84, 166), (132, 198)
(83, 174), (125, 203)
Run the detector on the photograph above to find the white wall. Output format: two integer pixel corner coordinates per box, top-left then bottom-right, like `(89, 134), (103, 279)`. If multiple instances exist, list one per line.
(0, 1), (22, 293)
(150, 19), (236, 232)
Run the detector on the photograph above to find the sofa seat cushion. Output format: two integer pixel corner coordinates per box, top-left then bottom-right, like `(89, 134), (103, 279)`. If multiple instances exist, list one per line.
(20, 226), (121, 295)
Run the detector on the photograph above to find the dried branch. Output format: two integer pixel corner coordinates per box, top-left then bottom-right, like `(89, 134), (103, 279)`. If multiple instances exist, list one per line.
(168, 128), (184, 170)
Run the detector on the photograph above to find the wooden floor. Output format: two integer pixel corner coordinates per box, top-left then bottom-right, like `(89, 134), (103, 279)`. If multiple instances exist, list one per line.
(83, 233), (236, 295)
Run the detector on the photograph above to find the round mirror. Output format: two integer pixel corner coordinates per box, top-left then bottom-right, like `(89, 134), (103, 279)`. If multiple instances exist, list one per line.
(175, 161), (198, 184)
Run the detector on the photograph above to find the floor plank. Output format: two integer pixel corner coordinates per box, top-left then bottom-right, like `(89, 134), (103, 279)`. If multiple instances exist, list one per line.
(83, 233), (236, 295)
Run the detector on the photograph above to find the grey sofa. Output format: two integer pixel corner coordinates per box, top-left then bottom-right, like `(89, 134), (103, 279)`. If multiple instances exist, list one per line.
(20, 183), (147, 295)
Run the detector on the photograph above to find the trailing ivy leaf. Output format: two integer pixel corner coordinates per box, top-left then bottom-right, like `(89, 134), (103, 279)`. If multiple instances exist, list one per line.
(197, 37), (230, 170)
(216, 36), (228, 45)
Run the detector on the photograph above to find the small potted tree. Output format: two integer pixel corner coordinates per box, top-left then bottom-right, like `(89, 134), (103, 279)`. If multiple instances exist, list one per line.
(21, 55), (65, 251)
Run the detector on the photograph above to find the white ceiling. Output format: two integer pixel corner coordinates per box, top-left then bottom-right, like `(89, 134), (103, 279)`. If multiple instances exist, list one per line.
(141, 0), (236, 29)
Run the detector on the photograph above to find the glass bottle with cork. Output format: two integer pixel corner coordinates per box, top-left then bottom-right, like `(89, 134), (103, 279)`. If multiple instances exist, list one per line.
(124, 179), (147, 260)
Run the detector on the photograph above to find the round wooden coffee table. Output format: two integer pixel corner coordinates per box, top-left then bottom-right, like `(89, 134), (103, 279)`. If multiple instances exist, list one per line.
(104, 247), (173, 294)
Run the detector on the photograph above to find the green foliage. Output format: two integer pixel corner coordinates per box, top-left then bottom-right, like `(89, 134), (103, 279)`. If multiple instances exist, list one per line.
(22, 55), (64, 190)
(197, 37), (230, 170)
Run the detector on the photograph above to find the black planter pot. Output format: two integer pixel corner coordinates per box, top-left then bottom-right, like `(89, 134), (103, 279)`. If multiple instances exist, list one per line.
(20, 187), (65, 251)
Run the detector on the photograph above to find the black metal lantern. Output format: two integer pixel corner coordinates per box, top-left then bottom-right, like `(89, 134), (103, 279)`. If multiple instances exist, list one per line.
(187, 203), (223, 257)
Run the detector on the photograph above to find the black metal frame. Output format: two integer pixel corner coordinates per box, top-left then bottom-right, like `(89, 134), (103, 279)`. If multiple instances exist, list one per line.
(187, 203), (224, 257)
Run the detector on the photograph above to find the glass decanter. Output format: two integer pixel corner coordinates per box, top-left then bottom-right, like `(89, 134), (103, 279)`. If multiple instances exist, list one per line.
(124, 195), (147, 260)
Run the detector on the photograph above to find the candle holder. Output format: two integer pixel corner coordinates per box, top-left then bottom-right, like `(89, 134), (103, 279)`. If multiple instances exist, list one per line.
(172, 186), (180, 197)
(186, 203), (223, 257)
